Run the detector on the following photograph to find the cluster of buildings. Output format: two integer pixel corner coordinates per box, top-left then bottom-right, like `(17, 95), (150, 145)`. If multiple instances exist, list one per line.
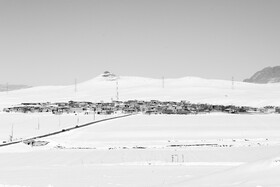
(3, 100), (280, 115)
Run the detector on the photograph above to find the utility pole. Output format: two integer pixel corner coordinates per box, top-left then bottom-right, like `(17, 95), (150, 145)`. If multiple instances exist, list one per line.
(6, 82), (9, 94)
(58, 115), (61, 127)
(232, 76), (234, 90)
(75, 78), (77, 93)
(10, 124), (14, 142)
(37, 117), (40, 130)
(77, 113), (80, 126)
(93, 109), (96, 121)
(116, 78), (119, 101)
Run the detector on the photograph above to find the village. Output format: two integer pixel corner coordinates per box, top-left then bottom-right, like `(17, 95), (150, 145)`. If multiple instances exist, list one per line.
(3, 100), (280, 115)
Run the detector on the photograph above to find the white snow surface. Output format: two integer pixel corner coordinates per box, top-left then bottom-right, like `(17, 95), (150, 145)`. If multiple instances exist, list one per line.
(0, 75), (280, 108)
(169, 155), (280, 187)
(0, 74), (280, 186)
(0, 113), (280, 186)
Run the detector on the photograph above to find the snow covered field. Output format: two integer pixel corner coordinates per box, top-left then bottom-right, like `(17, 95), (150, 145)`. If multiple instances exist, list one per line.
(0, 113), (280, 187)
(0, 112), (112, 143)
(0, 75), (280, 186)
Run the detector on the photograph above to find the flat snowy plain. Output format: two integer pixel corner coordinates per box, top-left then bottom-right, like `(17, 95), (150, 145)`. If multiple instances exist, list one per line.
(0, 113), (280, 187)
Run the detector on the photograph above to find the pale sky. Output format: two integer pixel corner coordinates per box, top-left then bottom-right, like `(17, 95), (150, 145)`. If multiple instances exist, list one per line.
(0, 0), (280, 86)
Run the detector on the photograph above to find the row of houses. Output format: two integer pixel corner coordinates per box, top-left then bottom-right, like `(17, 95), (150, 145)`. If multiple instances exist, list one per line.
(3, 100), (280, 115)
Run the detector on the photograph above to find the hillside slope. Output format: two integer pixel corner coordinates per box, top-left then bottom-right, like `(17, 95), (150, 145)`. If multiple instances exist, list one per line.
(0, 84), (31, 92)
(0, 72), (280, 107)
(244, 66), (280, 84)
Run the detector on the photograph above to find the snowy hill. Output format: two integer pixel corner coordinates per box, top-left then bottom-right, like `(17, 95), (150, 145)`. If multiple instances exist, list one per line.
(0, 84), (31, 92)
(1, 71), (280, 108)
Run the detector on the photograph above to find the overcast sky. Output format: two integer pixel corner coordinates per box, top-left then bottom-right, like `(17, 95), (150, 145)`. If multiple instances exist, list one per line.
(0, 0), (280, 86)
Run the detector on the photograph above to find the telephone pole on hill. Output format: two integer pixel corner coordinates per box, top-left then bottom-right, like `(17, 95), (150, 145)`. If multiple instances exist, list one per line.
(75, 78), (77, 93)
(6, 83), (9, 94)
(231, 76), (234, 90)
